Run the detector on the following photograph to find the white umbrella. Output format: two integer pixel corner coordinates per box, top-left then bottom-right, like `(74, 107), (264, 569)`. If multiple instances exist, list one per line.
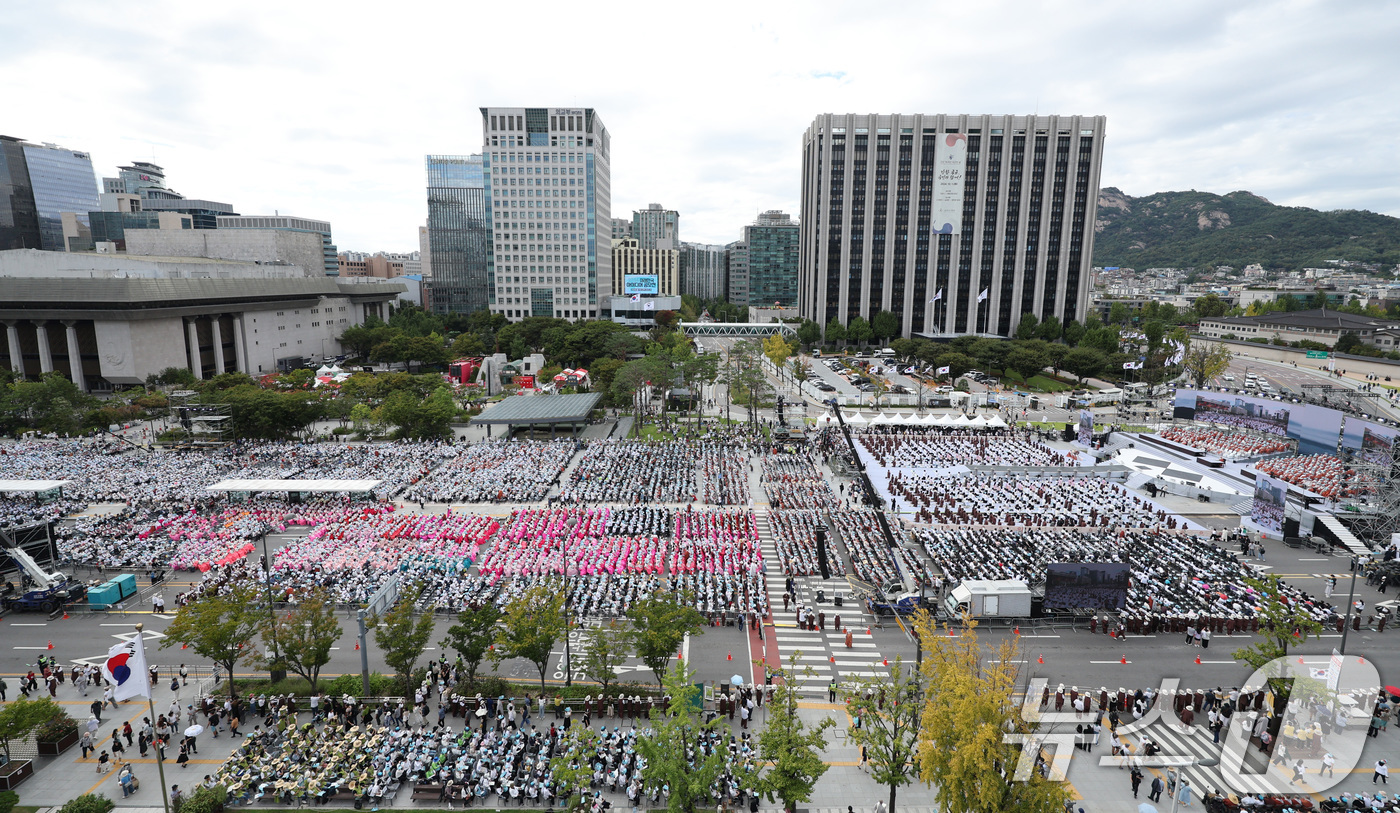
(730, 675), (745, 686)
(1138, 804), (1158, 813)
(184, 724), (204, 737)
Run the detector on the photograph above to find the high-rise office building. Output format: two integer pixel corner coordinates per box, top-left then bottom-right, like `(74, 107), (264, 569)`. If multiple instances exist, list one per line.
(425, 155), (488, 314)
(679, 242), (727, 301)
(725, 239), (749, 305)
(799, 114), (1106, 338)
(612, 238), (680, 298)
(0, 136), (99, 252)
(739, 210), (798, 307)
(632, 203), (678, 250)
(480, 107), (610, 321)
(611, 218), (632, 241)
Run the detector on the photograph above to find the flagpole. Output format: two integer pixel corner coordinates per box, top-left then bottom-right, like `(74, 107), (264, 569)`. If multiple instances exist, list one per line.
(135, 623), (172, 813)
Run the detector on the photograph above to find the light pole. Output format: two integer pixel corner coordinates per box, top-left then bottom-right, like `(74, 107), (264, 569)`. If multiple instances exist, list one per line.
(1339, 554), (1364, 655)
(260, 528), (286, 682)
(562, 515), (578, 686)
(1167, 757), (1218, 813)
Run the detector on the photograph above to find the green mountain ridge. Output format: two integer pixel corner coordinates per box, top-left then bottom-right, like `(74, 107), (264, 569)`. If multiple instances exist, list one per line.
(1091, 187), (1400, 271)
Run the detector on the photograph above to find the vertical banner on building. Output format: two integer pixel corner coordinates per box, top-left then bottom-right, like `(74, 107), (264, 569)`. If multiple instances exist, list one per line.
(1251, 474), (1286, 536)
(931, 133), (967, 234)
(1077, 409), (1094, 447)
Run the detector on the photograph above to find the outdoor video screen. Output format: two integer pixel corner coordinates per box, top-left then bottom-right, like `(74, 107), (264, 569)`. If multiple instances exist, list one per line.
(1192, 395), (1290, 436)
(1251, 474), (1287, 535)
(1043, 562), (1130, 611)
(1173, 389), (1343, 453)
(1341, 417), (1398, 464)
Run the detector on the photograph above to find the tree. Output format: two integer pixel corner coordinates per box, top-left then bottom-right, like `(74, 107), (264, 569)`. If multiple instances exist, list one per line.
(934, 352), (975, 381)
(1060, 347), (1105, 383)
(441, 603), (502, 688)
(871, 310), (900, 343)
(1015, 312), (1040, 340)
(842, 659), (923, 812)
(1107, 302), (1132, 325)
(790, 358), (808, 396)
(757, 657), (835, 813)
(1004, 345), (1049, 382)
(449, 332), (486, 359)
(373, 592), (435, 694)
(1043, 343), (1068, 376)
(847, 316), (873, 345)
(549, 726), (602, 813)
(627, 591), (705, 688)
(1232, 574), (1326, 671)
(492, 583), (566, 691)
(260, 589), (341, 690)
(1180, 339), (1233, 388)
(1336, 331), (1364, 354)
(913, 612), (1071, 813)
(0, 696), (60, 761)
(579, 620), (633, 696)
(378, 387), (455, 439)
(636, 663), (731, 813)
(796, 319), (822, 350)
(763, 333), (795, 371)
(1061, 319), (1085, 348)
(1036, 315), (1063, 343)
(1194, 293), (1229, 318)
(160, 584), (261, 698)
(971, 339), (1011, 376)
(824, 318), (847, 345)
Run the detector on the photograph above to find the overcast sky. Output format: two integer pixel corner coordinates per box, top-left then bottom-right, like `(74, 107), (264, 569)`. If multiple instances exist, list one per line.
(7, 1), (1398, 253)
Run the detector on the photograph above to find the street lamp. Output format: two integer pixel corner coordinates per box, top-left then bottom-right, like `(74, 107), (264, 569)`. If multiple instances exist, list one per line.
(1167, 757), (1219, 813)
(1339, 553), (1364, 655)
(260, 527), (286, 683)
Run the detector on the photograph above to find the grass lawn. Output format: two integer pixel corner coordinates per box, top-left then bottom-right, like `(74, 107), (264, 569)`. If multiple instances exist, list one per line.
(996, 372), (1075, 393)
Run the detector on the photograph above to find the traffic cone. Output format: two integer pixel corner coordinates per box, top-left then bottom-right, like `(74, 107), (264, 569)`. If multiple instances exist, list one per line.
(677, 651), (683, 661)
(62, 612), (69, 620)
(727, 651), (733, 661)
(1194, 655), (1201, 665)
(883, 658), (889, 667)
(1013, 625), (1020, 636)
(47, 640), (53, 650)
(181, 643), (188, 650)
(829, 655), (835, 664)
(1037, 654), (1044, 664)
(948, 627), (954, 636)
(354, 642), (360, 651)
(1297, 656), (1304, 664)
(1120, 655), (1127, 665)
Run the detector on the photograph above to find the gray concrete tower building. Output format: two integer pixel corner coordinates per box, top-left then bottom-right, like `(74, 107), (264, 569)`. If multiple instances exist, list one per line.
(481, 107), (610, 321)
(799, 113), (1106, 338)
(632, 203), (678, 250)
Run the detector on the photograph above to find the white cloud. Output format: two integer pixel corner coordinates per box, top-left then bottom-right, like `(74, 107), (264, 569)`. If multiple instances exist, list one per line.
(6, 0), (1398, 252)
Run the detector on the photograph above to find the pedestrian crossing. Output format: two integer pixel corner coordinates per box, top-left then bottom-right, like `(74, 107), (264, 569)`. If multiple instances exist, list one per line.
(756, 510), (892, 696)
(1112, 704), (1285, 798)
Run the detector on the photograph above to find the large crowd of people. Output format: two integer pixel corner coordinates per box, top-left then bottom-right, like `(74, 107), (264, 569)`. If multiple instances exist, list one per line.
(404, 439), (576, 503)
(760, 453), (838, 510)
(1158, 426), (1293, 459)
(698, 446), (750, 506)
(1253, 454), (1377, 499)
(853, 431), (1070, 469)
(558, 441), (698, 504)
(886, 473), (1181, 529)
(913, 526), (1337, 630)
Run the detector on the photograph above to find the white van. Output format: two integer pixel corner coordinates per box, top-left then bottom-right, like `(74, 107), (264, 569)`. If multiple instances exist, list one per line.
(876, 348), (897, 358)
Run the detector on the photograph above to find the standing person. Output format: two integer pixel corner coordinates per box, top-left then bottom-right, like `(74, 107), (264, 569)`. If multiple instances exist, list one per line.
(1148, 776), (1164, 802)
(1201, 628), (1212, 649)
(0, 675), (6, 701)
(179, 664), (189, 686)
(1130, 768), (1143, 798)
(80, 730), (94, 759)
(1376, 759), (1389, 784)
(110, 729), (125, 762)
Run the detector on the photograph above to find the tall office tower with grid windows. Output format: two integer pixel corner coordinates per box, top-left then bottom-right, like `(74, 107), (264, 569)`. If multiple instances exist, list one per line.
(799, 114), (1105, 339)
(481, 107), (610, 321)
(632, 203), (678, 250)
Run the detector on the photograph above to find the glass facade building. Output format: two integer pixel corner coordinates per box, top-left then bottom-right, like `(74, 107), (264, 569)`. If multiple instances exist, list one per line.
(425, 155), (489, 315)
(22, 143), (100, 251)
(0, 136), (41, 250)
(744, 211), (800, 307)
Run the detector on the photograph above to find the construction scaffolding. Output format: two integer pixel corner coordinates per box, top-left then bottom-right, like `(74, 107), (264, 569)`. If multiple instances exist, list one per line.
(1337, 437), (1400, 544)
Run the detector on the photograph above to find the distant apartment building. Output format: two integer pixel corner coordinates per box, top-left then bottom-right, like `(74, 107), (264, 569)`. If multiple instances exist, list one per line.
(611, 218), (633, 240)
(481, 106), (611, 321)
(632, 203), (678, 250)
(338, 251), (422, 279)
(679, 242), (727, 300)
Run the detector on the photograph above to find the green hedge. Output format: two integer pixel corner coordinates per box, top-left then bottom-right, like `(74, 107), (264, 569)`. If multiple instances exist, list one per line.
(56, 795), (113, 813)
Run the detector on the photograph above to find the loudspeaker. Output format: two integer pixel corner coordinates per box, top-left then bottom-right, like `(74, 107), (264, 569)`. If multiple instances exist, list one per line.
(815, 528), (831, 580)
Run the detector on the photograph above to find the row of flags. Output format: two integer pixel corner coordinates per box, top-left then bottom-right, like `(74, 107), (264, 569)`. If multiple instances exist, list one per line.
(628, 294), (655, 310)
(927, 288), (990, 303)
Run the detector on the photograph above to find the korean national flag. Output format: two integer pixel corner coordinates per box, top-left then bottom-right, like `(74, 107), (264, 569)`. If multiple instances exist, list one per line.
(630, 294), (641, 302)
(644, 301), (655, 311)
(101, 638), (151, 701)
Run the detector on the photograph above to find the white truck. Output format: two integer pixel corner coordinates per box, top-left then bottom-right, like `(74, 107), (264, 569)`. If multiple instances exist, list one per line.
(943, 579), (1033, 619)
